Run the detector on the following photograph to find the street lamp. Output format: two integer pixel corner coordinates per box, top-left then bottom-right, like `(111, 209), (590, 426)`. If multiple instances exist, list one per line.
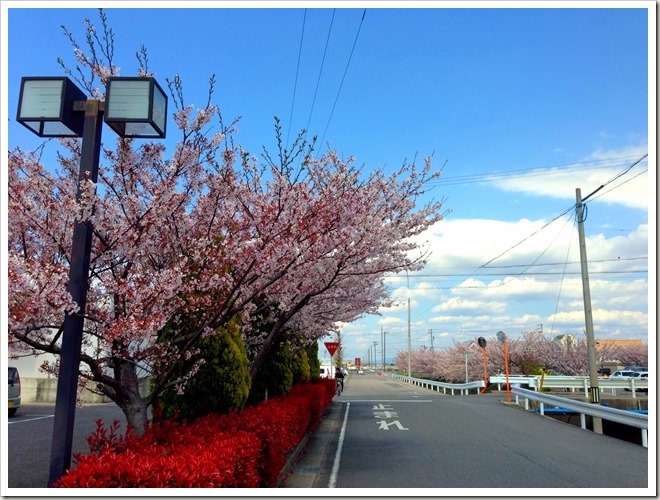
(477, 336), (488, 394)
(16, 75), (167, 487)
(16, 77), (86, 136)
(496, 331), (511, 404)
(104, 77), (167, 137)
(464, 351), (471, 383)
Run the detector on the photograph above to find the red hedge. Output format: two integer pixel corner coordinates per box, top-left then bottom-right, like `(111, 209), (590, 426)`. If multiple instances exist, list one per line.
(54, 379), (335, 488)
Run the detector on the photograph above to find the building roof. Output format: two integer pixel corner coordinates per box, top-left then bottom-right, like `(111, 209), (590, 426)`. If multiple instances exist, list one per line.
(595, 339), (646, 350)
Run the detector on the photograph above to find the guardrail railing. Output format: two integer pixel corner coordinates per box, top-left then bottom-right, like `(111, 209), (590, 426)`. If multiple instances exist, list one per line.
(511, 386), (648, 447)
(489, 375), (648, 398)
(391, 374), (485, 395)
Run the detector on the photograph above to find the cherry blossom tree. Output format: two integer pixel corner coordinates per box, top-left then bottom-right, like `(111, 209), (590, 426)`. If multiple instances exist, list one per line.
(397, 328), (648, 384)
(8, 11), (447, 432)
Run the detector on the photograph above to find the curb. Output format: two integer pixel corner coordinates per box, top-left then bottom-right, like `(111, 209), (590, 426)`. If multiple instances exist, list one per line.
(276, 404), (333, 487)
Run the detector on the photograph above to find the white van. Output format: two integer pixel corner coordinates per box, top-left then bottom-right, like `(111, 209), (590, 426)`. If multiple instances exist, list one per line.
(319, 365), (335, 379)
(8, 367), (21, 417)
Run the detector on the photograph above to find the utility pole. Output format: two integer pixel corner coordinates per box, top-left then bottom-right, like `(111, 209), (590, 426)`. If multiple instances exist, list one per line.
(576, 187), (602, 434)
(429, 329), (434, 351)
(373, 341), (378, 370)
(406, 297), (411, 378)
(381, 327), (384, 370)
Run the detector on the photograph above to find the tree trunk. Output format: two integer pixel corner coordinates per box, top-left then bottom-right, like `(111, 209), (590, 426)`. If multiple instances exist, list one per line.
(249, 298), (312, 382)
(113, 359), (150, 435)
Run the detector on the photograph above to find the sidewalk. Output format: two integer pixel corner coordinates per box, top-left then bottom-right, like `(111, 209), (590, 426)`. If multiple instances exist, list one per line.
(283, 400), (342, 488)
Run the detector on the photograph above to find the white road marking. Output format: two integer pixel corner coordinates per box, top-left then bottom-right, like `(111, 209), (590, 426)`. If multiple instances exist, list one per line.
(328, 402), (350, 488)
(8, 415), (54, 424)
(343, 399), (432, 403)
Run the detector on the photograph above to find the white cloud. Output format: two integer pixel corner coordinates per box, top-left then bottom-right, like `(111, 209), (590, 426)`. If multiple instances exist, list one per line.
(355, 152), (650, 351)
(548, 309), (648, 327)
(489, 144), (649, 209)
(432, 297), (507, 314)
(377, 316), (406, 327)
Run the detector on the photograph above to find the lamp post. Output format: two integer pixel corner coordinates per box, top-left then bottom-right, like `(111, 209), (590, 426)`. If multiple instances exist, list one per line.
(464, 351), (471, 383)
(477, 337), (488, 394)
(16, 75), (167, 486)
(496, 331), (511, 404)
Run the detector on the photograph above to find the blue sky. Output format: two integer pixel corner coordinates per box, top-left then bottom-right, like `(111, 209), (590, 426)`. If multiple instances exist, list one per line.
(3, 2), (654, 367)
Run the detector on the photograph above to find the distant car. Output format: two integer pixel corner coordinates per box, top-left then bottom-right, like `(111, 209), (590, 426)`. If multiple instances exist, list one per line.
(357, 368), (364, 375)
(624, 366), (648, 373)
(611, 370), (637, 379)
(629, 371), (648, 392)
(8, 367), (21, 417)
(597, 367), (611, 377)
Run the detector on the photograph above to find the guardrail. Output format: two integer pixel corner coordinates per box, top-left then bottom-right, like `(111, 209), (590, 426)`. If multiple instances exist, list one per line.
(489, 375), (648, 398)
(511, 386), (648, 447)
(391, 374), (485, 395)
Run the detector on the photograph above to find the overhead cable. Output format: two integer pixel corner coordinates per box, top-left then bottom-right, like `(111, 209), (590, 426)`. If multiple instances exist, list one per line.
(286, 9), (307, 147)
(318, 9), (367, 156)
(582, 153), (648, 202)
(304, 9), (336, 142)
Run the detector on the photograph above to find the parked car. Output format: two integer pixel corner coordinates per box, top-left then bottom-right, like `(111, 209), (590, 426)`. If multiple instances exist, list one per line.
(597, 367), (611, 376)
(357, 368), (364, 375)
(8, 366), (21, 417)
(611, 370), (637, 379)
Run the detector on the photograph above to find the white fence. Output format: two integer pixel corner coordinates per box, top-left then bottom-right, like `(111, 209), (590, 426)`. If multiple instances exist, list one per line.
(511, 386), (648, 448)
(391, 374), (485, 395)
(489, 375), (649, 398)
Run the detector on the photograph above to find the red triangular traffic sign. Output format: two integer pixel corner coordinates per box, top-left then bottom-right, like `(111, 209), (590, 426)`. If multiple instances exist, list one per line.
(324, 341), (339, 357)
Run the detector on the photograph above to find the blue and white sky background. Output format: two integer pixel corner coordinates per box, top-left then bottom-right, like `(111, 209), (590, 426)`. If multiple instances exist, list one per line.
(2, 2), (655, 366)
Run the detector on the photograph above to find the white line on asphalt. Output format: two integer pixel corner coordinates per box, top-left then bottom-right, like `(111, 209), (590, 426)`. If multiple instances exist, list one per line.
(328, 401), (350, 488)
(341, 399), (432, 403)
(8, 415), (54, 424)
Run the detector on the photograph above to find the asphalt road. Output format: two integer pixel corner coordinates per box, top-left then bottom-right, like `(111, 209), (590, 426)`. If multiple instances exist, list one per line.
(287, 371), (650, 490)
(6, 375), (650, 491)
(6, 403), (127, 489)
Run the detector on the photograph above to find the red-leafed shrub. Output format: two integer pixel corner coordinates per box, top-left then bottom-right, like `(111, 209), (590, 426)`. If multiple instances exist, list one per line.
(54, 379), (335, 488)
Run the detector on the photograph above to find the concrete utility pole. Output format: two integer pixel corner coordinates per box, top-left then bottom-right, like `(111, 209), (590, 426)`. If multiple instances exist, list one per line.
(429, 329), (434, 351)
(407, 297), (412, 378)
(381, 327), (384, 370)
(576, 188), (602, 434)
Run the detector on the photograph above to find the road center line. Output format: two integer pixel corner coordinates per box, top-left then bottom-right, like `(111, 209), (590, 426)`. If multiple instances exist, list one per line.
(328, 401), (350, 488)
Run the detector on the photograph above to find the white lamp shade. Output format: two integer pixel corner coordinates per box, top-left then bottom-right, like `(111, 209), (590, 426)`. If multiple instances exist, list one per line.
(16, 77), (86, 137)
(104, 77), (167, 138)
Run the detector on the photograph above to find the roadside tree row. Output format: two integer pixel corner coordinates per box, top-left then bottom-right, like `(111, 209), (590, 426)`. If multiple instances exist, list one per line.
(8, 11), (447, 432)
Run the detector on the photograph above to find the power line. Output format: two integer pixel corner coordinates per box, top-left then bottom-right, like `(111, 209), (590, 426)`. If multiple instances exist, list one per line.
(550, 215), (576, 336)
(477, 207), (576, 270)
(589, 168), (648, 204)
(317, 9), (366, 156)
(582, 154), (648, 202)
(286, 9), (307, 147)
(427, 155), (645, 187)
(304, 9), (336, 142)
(384, 256), (647, 275)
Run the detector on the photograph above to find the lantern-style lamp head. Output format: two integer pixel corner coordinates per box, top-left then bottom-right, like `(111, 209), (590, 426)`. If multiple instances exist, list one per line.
(16, 77), (86, 137)
(104, 77), (167, 138)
